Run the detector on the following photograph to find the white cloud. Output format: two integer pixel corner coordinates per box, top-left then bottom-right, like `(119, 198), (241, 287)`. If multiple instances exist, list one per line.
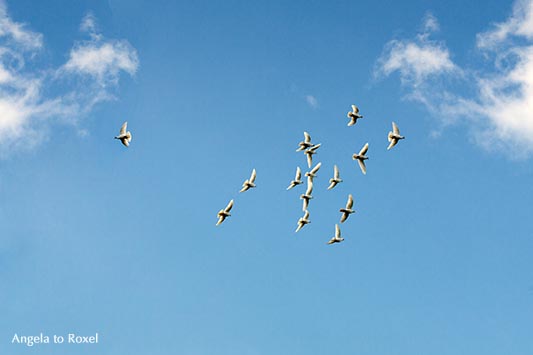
(376, 14), (457, 86)
(376, 1), (533, 158)
(0, 3), (138, 155)
(305, 94), (319, 109)
(64, 41), (138, 85)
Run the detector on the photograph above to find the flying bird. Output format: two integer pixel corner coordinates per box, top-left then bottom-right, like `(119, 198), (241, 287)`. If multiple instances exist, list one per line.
(304, 144), (321, 168)
(115, 121), (132, 147)
(300, 176), (314, 211)
(216, 199), (234, 226)
(305, 162), (322, 180)
(239, 169), (257, 193)
(296, 131), (314, 152)
(295, 210), (311, 233)
(327, 224), (345, 245)
(327, 165), (342, 190)
(347, 105), (363, 126)
(287, 167), (303, 190)
(387, 122), (405, 150)
(352, 143), (369, 175)
(339, 194), (355, 223)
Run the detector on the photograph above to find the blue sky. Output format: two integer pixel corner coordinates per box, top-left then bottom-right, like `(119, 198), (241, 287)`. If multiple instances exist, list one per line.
(1, 0), (533, 354)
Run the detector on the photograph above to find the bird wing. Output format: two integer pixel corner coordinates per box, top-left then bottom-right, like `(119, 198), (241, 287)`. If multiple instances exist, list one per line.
(334, 165), (339, 179)
(306, 153), (312, 169)
(303, 210), (310, 219)
(387, 139), (397, 150)
(358, 159), (367, 175)
(121, 138), (130, 147)
(216, 216), (225, 226)
(352, 105), (359, 114)
(392, 122), (400, 135)
(346, 194), (353, 209)
(305, 177), (313, 195)
(302, 198), (309, 211)
(359, 143), (369, 155)
(287, 182), (295, 190)
(340, 212), (348, 223)
(295, 223), (303, 233)
(310, 162), (322, 175)
(310, 143), (321, 152)
(250, 169), (257, 183)
(295, 166), (301, 180)
(225, 199), (234, 212)
(327, 181), (336, 190)
(347, 118), (356, 126)
(119, 121), (128, 135)
(335, 224), (341, 238)
(304, 131), (311, 143)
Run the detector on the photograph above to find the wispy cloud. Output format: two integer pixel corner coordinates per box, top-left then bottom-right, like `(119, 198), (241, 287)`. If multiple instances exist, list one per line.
(0, 4), (138, 155)
(376, 2), (533, 158)
(305, 94), (319, 109)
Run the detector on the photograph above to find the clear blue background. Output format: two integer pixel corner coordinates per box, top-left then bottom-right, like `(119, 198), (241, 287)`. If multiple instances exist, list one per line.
(1, 0), (532, 354)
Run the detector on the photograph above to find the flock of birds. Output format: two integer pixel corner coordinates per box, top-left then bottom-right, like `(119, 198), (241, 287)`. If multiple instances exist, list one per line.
(111, 107), (405, 245)
(212, 104), (406, 246)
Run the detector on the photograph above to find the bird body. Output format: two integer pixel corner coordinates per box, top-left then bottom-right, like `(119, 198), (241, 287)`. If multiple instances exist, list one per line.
(115, 121), (132, 147)
(327, 224), (345, 244)
(287, 167), (303, 190)
(296, 131), (314, 152)
(239, 169), (257, 193)
(327, 165), (342, 190)
(304, 144), (321, 168)
(300, 176), (314, 211)
(352, 143), (369, 174)
(339, 194), (355, 223)
(347, 105), (363, 126)
(216, 199), (234, 226)
(305, 162), (322, 180)
(295, 210), (311, 232)
(387, 122), (405, 150)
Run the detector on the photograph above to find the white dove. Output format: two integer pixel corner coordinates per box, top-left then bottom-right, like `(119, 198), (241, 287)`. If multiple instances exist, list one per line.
(304, 144), (321, 168)
(115, 121), (132, 147)
(216, 199), (234, 226)
(296, 131), (314, 152)
(387, 122), (405, 150)
(287, 167), (303, 190)
(305, 162), (322, 180)
(347, 105), (363, 126)
(352, 143), (369, 175)
(239, 169), (257, 193)
(295, 210), (311, 233)
(339, 194), (355, 223)
(327, 224), (345, 244)
(300, 176), (314, 211)
(327, 165), (342, 190)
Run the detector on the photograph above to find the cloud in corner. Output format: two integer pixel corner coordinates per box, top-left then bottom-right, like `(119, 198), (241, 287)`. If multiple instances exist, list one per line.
(375, 3), (533, 159)
(0, 5), (139, 156)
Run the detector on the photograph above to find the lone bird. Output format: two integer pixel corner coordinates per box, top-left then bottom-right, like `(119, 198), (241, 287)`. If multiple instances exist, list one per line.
(305, 162), (322, 180)
(300, 176), (314, 211)
(216, 199), (234, 226)
(239, 169), (257, 193)
(296, 132), (314, 152)
(327, 224), (345, 245)
(347, 105), (363, 126)
(295, 210), (311, 233)
(327, 165), (342, 190)
(304, 144), (321, 168)
(352, 143), (369, 175)
(115, 121), (132, 147)
(387, 122), (405, 150)
(339, 194), (355, 223)
(287, 167), (303, 190)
